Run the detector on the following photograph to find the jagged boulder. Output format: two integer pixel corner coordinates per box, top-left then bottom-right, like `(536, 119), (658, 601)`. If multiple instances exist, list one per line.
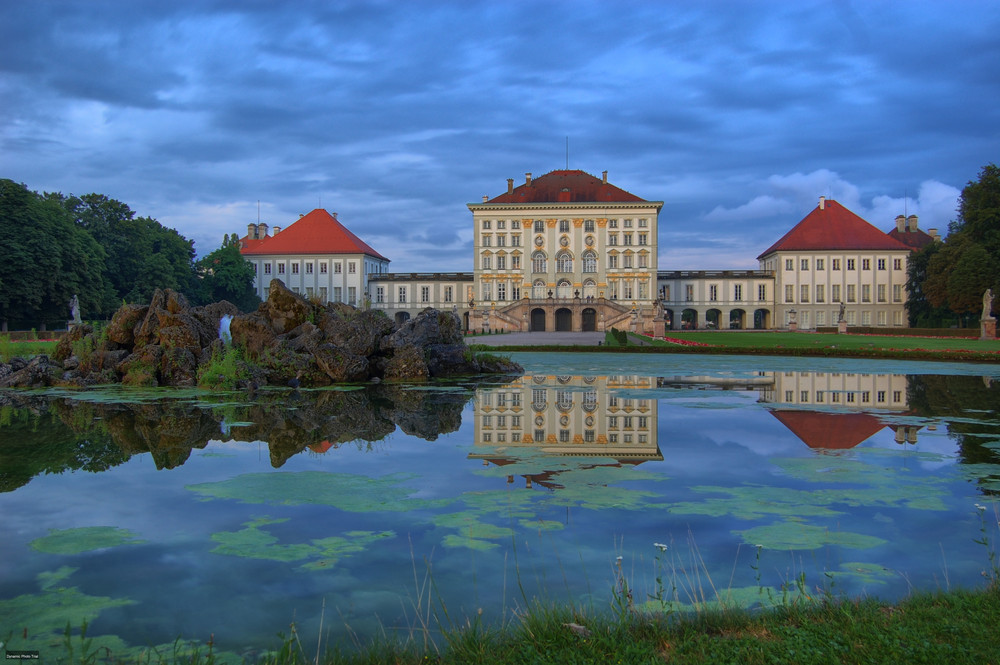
(0, 355), (60, 388)
(53, 323), (94, 362)
(7, 280), (520, 390)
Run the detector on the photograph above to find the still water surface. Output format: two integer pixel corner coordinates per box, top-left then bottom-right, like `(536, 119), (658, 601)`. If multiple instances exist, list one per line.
(2, 352), (1000, 659)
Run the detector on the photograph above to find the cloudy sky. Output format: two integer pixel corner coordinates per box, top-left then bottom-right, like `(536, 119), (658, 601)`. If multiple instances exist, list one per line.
(2, 1), (998, 271)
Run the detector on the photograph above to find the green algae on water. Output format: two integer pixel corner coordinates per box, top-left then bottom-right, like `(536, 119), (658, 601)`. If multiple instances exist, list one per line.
(30, 526), (145, 554)
(187, 470), (443, 511)
(738, 520), (887, 550)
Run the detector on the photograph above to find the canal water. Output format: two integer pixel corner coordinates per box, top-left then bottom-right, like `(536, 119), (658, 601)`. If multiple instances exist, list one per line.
(1, 352), (999, 660)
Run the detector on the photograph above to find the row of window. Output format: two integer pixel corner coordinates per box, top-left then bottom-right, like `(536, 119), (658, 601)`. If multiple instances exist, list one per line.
(376, 285), (462, 304)
(781, 389), (903, 404)
(479, 431), (649, 445)
(259, 260), (360, 276)
(786, 309), (905, 326)
(785, 257), (903, 271)
(784, 284), (903, 303)
(664, 284), (766, 302)
(481, 218), (649, 232)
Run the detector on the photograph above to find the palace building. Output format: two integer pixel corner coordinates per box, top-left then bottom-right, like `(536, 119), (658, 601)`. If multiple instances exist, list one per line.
(240, 169), (937, 331)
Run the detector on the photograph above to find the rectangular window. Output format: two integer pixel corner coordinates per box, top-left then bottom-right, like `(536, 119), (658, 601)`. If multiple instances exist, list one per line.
(832, 392), (841, 403)
(497, 220), (505, 230)
(709, 285), (718, 301)
(482, 235), (491, 246)
(349, 262), (356, 274)
(785, 390), (794, 402)
(816, 310), (826, 325)
(333, 287), (342, 302)
(444, 286), (453, 302)
(498, 283), (507, 300)
(847, 393), (856, 403)
(847, 284), (856, 302)
(816, 284), (825, 302)
(348, 287), (356, 305)
(512, 220), (520, 229)
(585, 219), (595, 232)
(334, 263), (342, 274)
(534, 220), (544, 233)
(481, 256), (491, 270)
(685, 284), (694, 301)
(421, 286), (430, 303)
(398, 287), (406, 303)
(832, 259), (841, 270)
(801, 391), (809, 402)
(638, 254), (648, 268)
(319, 287), (327, 301)
(320, 263), (327, 274)
(877, 391), (886, 403)
(862, 284), (871, 302)
(800, 285), (809, 302)
(512, 286), (520, 299)
(608, 234), (617, 246)
(846, 310), (856, 325)
(816, 391), (824, 403)
(832, 284), (841, 302)
(559, 220), (569, 232)
(512, 255), (521, 269)
(893, 258), (902, 270)
(758, 284), (767, 301)
(624, 219), (633, 228)
(306, 263), (313, 274)
(816, 259), (824, 270)
(734, 284), (743, 301)
(877, 284), (886, 302)
(277, 264), (285, 274)
(893, 284), (902, 302)
(785, 259), (794, 271)
(639, 218), (648, 227)
(291, 263), (299, 274)
(482, 220), (491, 229)
(376, 287), (384, 303)
(861, 310), (871, 325)
(608, 254), (618, 268)
(497, 235), (506, 247)
(497, 255), (506, 270)
(877, 259), (886, 270)
(785, 285), (794, 303)
(639, 233), (647, 245)
(862, 259), (871, 270)
(264, 263), (272, 275)
(847, 259), (856, 270)
(877, 310), (887, 325)
(512, 235), (521, 246)
(801, 258), (809, 270)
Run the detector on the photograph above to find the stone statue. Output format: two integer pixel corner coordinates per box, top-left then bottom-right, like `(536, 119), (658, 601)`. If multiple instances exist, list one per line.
(69, 295), (82, 324)
(983, 289), (994, 320)
(838, 301), (846, 323)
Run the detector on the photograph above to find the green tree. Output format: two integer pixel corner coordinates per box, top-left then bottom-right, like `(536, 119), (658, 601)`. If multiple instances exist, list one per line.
(61, 193), (196, 314)
(195, 234), (260, 311)
(0, 180), (107, 329)
(913, 163), (1000, 326)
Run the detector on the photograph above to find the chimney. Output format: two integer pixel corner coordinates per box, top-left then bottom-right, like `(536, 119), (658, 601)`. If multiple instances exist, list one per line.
(482, 195), (488, 202)
(507, 178), (514, 195)
(525, 172), (532, 186)
(273, 226), (281, 234)
(332, 212), (338, 220)
(258, 223), (268, 237)
(819, 196), (826, 210)
(247, 223), (256, 240)
(895, 215), (905, 233)
(602, 170), (608, 184)
(907, 214), (918, 232)
(929, 228), (940, 241)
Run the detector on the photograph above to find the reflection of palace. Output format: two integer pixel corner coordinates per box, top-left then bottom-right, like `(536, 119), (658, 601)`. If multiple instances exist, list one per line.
(471, 375), (662, 463)
(755, 371), (921, 449)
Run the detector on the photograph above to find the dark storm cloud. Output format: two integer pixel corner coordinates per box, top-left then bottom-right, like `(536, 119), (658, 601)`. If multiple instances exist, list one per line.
(1, 0), (997, 269)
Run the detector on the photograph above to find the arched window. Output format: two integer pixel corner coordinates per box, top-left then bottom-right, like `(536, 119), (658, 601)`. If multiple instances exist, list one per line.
(582, 250), (597, 273)
(583, 279), (597, 299)
(557, 279), (572, 298)
(532, 251), (547, 273)
(533, 279), (546, 299)
(556, 251), (573, 273)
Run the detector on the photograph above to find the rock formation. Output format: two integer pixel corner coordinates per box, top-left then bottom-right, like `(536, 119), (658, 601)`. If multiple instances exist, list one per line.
(0, 279), (521, 389)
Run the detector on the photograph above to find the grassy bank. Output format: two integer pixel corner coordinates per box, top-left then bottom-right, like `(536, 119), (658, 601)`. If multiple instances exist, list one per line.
(489, 330), (1000, 363)
(0, 336), (58, 362)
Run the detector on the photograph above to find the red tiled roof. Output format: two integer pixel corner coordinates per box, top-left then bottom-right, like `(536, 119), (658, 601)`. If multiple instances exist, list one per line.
(757, 200), (910, 259)
(887, 227), (935, 250)
(240, 209), (388, 261)
(769, 410), (886, 449)
(486, 170), (647, 204)
(239, 236), (270, 251)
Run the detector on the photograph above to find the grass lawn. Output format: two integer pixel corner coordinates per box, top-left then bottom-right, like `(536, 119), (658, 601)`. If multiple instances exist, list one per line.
(0, 337), (59, 362)
(657, 330), (998, 352)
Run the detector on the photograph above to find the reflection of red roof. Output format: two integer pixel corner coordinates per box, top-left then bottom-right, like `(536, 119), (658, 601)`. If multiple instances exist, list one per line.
(758, 200), (909, 258)
(240, 209), (388, 261)
(486, 170), (647, 204)
(769, 410), (885, 449)
(308, 440), (334, 454)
